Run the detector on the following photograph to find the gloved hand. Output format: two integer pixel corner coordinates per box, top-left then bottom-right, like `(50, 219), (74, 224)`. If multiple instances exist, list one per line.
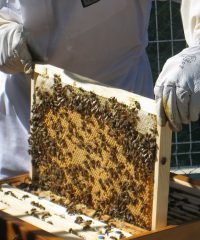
(0, 20), (33, 74)
(154, 46), (200, 131)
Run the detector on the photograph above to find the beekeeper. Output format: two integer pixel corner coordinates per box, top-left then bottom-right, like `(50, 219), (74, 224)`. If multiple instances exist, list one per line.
(0, 0), (183, 179)
(155, 0), (200, 132)
(0, 0), (155, 179)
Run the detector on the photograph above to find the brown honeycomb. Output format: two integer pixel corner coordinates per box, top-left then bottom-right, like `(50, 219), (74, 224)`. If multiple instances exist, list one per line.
(29, 74), (157, 230)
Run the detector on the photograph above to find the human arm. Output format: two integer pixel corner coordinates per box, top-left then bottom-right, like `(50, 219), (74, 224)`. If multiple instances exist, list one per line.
(154, 0), (200, 131)
(0, 4), (33, 74)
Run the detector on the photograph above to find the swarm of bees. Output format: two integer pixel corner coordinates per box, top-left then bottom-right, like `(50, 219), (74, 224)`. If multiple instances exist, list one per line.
(29, 74), (157, 230)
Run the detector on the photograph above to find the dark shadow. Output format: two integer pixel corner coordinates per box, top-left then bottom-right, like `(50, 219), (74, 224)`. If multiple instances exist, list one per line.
(0, 218), (7, 240)
(12, 223), (23, 240)
(26, 229), (81, 240)
(187, 173), (200, 180)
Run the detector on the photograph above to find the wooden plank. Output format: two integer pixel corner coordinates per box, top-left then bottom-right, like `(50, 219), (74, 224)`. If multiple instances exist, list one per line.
(170, 181), (200, 198)
(0, 211), (63, 240)
(151, 124), (172, 230)
(0, 185), (132, 240)
(108, 220), (148, 237)
(168, 178), (200, 226)
(170, 172), (200, 188)
(170, 189), (200, 206)
(0, 173), (29, 185)
(125, 221), (200, 240)
(34, 64), (156, 115)
(1, 175), (200, 240)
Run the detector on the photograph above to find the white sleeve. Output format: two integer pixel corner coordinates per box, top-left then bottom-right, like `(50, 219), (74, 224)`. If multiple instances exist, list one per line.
(181, 0), (200, 47)
(0, 0), (22, 59)
(0, 0), (22, 24)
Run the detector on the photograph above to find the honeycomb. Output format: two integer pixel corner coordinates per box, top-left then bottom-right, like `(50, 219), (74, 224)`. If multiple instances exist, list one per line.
(29, 74), (157, 230)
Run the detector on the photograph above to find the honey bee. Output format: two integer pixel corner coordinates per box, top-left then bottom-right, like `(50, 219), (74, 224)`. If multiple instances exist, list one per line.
(74, 216), (83, 224)
(22, 194), (30, 200)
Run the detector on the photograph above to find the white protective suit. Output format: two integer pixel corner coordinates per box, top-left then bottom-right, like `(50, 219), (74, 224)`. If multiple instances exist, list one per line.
(0, 0), (181, 179)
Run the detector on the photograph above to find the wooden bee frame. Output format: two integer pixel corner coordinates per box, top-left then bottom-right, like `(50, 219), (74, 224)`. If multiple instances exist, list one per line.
(30, 64), (172, 231)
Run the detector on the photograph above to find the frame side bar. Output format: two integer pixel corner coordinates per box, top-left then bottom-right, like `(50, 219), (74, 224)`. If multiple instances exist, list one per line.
(152, 124), (172, 230)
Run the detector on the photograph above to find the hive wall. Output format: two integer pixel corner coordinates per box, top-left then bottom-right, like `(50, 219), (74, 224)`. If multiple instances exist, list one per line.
(29, 65), (171, 230)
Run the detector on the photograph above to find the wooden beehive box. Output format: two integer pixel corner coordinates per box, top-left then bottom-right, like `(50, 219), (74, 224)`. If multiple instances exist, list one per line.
(29, 64), (172, 232)
(1, 173), (200, 240)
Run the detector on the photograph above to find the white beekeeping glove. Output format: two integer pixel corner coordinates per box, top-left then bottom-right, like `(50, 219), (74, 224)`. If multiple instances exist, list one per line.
(154, 46), (200, 131)
(154, 0), (200, 131)
(0, 18), (33, 74)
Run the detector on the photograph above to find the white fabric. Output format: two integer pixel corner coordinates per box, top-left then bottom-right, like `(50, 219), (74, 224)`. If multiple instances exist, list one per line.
(0, 72), (30, 178)
(0, 0), (154, 179)
(181, 0), (200, 47)
(20, 0), (153, 95)
(0, 20), (33, 74)
(155, 0), (200, 131)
